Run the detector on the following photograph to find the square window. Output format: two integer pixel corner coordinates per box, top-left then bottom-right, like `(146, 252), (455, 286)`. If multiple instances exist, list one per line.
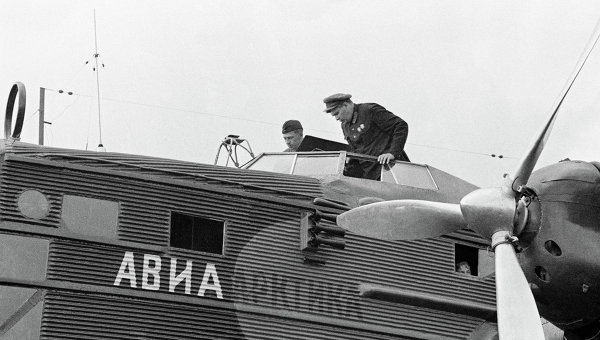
(170, 212), (224, 254)
(454, 243), (495, 277)
(455, 243), (478, 276)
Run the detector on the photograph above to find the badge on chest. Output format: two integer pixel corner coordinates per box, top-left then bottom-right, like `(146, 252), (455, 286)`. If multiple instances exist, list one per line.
(348, 123), (367, 142)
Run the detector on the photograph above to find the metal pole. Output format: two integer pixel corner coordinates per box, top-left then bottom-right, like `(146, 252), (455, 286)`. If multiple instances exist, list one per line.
(39, 87), (45, 145)
(93, 9), (103, 148)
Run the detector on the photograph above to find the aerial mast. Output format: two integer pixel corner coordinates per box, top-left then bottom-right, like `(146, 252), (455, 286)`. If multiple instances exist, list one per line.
(92, 9), (105, 152)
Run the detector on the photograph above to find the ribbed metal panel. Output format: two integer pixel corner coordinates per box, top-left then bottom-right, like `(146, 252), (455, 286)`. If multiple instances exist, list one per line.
(0, 164), (65, 228)
(46, 221), (494, 338)
(42, 292), (244, 339)
(1, 144), (498, 338)
(42, 291), (464, 340)
(2, 144), (323, 199)
(442, 229), (489, 247)
(0, 160), (171, 245)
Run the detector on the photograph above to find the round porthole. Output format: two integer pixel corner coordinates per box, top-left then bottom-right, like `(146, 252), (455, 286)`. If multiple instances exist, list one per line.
(535, 266), (551, 283)
(544, 240), (562, 256)
(17, 190), (50, 219)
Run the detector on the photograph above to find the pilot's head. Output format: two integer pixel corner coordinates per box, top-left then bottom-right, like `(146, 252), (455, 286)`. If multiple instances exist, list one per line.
(282, 120), (304, 151)
(323, 93), (354, 123)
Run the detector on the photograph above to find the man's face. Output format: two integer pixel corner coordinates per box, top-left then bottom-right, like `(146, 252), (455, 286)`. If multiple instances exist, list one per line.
(283, 130), (303, 150)
(329, 102), (353, 123)
(457, 263), (471, 275)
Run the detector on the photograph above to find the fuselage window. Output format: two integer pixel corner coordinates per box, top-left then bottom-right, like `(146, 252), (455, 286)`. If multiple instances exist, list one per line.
(454, 243), (494, 277)
(170, 212), (225, 255)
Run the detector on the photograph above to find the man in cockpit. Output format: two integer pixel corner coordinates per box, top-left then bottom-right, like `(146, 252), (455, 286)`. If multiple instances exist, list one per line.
(323, 93), (409, 180)
(281, 120), (304, 152)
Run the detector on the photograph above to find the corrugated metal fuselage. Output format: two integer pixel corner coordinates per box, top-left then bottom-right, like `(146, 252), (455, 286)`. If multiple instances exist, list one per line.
(0, 142), (497, 340)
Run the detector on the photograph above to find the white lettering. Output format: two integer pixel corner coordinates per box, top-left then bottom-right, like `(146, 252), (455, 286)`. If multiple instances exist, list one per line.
(169, 258), (193, 294)
(114, 251), (137, 287)
(198, 263), (223, 299)
(142, 254), (161, 290)
(114, 252), (223, 300)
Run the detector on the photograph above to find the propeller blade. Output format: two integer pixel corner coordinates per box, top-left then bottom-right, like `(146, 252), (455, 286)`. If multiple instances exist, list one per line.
(336, 200), (466, 240)
(511, 22), (600, 191)
(493, 231), (545, 340)
(459, 187), (517, 240)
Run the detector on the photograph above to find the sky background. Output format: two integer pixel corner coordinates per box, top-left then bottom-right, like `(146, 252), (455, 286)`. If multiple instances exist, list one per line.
(1, 0), (600, 187)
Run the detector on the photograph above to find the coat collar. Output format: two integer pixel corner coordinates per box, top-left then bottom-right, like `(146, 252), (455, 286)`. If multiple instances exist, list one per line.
(350, 103), (359, 124)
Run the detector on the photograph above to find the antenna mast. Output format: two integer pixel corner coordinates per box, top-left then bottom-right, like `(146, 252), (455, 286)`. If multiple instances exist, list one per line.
(93, 9), (105, 151)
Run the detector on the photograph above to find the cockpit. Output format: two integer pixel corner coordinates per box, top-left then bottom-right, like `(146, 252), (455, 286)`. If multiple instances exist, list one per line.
(244, 151), (439, 190)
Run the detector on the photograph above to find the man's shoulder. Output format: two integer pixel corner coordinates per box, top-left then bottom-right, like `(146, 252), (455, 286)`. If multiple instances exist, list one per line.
(357, 102), (386, 113)
(356, 103), (387, 120)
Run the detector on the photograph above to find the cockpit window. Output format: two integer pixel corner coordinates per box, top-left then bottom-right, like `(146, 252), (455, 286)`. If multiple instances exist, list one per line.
(245, 152), (438, 190)
(245, 154), (295, 174)
(245, 152), (341, 177)
(293, 155), (340, 176)
(381, 162), (438, 190)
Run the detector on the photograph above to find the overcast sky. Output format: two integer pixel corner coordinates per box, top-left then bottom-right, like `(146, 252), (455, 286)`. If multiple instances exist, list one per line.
(2, 0), (600, 187)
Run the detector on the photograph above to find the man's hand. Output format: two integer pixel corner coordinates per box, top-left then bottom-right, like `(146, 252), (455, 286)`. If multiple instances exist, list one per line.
(378, 153), (395, 164)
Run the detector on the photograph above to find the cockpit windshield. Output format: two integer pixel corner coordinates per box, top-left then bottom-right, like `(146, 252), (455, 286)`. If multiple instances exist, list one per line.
(245, 152), (342, 177)
(245, 151), (438, 190)
(381, 162), (438, 190)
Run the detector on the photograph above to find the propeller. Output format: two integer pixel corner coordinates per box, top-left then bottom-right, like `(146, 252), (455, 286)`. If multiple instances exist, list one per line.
(337, 22), (600, 339)
(493, 231), (545, 339)
(336, 200), (465, 240)
(339, 173), (546, 339)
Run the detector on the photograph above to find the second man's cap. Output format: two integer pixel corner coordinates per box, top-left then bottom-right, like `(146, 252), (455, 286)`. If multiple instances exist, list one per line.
(323, 93), (352, 113)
